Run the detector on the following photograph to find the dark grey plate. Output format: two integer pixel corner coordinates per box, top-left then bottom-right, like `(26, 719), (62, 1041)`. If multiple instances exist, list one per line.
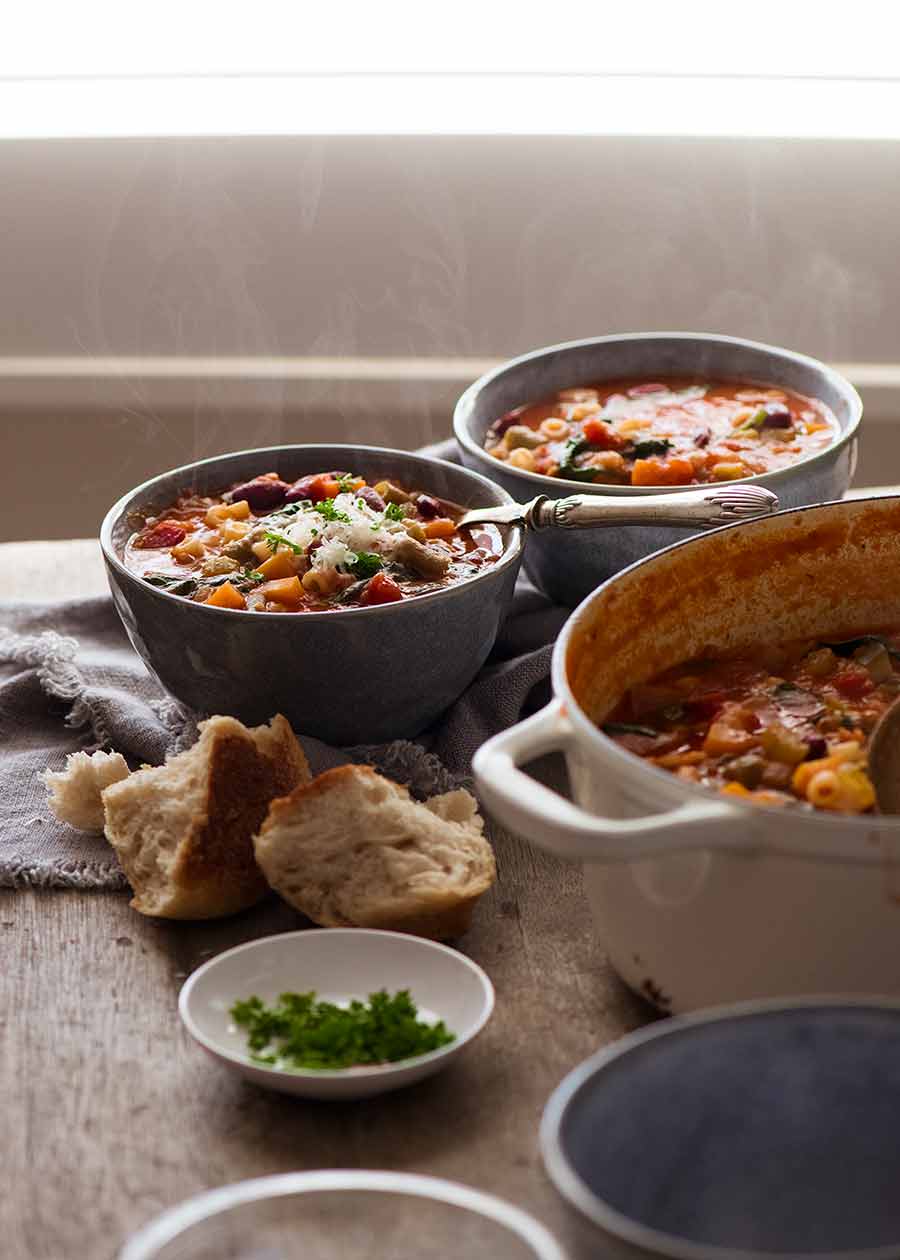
(542, 1000), (900, 1259)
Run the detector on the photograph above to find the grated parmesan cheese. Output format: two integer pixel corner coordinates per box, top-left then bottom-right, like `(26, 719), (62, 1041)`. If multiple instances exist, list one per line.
(281, 493), (408, 573)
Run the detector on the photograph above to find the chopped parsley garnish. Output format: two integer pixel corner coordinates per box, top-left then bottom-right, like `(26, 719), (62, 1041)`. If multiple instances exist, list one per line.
(312, 499), (351, 523)
(230, 989), (455, 1071)
(335, 473), (357, 494)
(243, 568), (265, 582)
(384, 501), (407, 521)
(350, 551), (383, 579)
(264, 530), (304, 555)
(739, 407), (769, 432)
(144, 572), (199, 596)
(632, 438), (672, 460)
(559, 435), (603, 482)
(276, 502), (305, 518)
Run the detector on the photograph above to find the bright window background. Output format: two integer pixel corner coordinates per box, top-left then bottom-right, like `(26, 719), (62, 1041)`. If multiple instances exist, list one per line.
(4, 1), (900, 538)
(4, 2), (900, 139)
(4, 1), (900, 78)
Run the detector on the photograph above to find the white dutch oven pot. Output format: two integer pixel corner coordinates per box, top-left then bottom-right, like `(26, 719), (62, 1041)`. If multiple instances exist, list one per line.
(474, 497), (900, 1014)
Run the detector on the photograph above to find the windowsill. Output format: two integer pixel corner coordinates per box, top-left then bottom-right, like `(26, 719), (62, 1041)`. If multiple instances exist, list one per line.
(0, 355), (896, 418)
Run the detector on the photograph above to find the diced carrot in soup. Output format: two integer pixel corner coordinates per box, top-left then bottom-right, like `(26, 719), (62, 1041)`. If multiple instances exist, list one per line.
(258, 576), (304, 605)
(424, 518), (457, 540)
(205, 581), (246, 610)
(258, 551), (298, 580)
(582, 418), (624, 449)
(631, 457), (694, 486)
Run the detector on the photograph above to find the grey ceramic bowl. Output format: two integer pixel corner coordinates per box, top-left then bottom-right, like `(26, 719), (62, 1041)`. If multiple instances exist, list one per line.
(454, 332), (862, 606)
(542, 999), (900, 1260)
(100, 445), (524, 745)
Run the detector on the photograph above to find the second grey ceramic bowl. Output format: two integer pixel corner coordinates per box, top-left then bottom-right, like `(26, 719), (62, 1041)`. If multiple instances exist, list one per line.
(100, 445), (524, 745)
(454, 332), (862, 606)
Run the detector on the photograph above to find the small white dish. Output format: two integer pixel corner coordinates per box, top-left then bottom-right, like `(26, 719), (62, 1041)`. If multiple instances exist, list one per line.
(178, 928), (495, 1100)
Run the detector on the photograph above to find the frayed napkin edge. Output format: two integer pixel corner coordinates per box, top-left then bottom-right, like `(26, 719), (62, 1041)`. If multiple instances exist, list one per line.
(0, 625), (196, 754)
(0, 859), (129, 891)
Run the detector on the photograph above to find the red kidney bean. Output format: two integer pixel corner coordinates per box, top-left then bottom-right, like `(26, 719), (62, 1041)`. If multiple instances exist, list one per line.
(415, 494), (442, 519)
(804, 737), (828, 760)
(230, 477), (290, 512)
(761, 403), (793, 429)
(356, 486), (385, 512)
(285, 471), (350, 503)
(487, 408), (525, 441)
(693, 427), (711, 448)
(285, 475), (320, 503)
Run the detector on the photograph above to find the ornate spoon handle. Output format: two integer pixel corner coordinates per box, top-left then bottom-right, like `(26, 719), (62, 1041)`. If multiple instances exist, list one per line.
(458, 484), (779, 531)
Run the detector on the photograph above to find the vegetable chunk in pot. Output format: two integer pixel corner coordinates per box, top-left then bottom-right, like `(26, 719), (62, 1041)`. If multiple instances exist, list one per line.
(603, 632), (900, 814)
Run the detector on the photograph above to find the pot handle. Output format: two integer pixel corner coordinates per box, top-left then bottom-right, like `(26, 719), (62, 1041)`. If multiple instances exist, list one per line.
(473, 701), (742, 862)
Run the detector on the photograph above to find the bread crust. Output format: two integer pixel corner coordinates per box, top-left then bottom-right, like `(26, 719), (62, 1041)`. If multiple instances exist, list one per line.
(255, 764), (495, 940)
(103, 714), (309, 920)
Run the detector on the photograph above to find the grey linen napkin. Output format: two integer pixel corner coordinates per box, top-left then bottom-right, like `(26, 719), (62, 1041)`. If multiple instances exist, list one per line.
(0, 579), (566, 891)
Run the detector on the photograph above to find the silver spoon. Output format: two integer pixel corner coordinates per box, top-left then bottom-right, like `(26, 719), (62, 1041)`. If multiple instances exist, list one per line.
(457, 483), (779, 531)
(865, 696), (900, 814)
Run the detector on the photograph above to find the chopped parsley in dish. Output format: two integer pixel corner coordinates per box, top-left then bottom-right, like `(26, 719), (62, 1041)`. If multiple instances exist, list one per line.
(230, 989), (455, 1070)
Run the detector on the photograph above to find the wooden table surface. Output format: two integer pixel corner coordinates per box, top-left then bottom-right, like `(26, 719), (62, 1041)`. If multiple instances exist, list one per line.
(1, 539), (650, 1260)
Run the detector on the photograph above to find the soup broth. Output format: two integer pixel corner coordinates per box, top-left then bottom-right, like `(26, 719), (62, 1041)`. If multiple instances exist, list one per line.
(485, 378), (837, 488)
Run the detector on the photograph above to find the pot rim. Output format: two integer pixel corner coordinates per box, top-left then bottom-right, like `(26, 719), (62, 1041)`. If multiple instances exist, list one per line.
(541, 994), (900, 1260)
(550, 494), (900, 840)
(453, 330), (862, 497)
(99, 443), (525, 621)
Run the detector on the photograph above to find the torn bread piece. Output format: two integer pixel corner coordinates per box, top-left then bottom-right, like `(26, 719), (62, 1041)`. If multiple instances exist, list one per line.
(254, 765), (496, 940)
(102, 714), (309, 920)
(43, 750), (131, 832)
